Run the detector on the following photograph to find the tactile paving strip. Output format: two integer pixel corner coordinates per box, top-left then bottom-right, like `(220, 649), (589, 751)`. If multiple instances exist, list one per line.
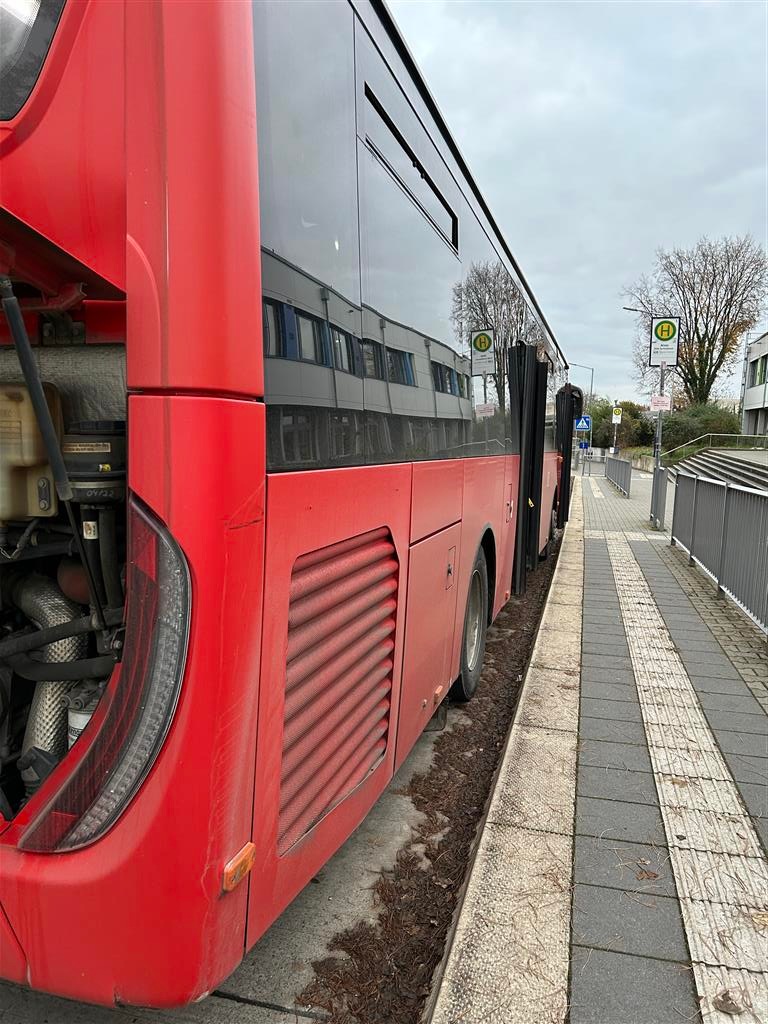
(607, 536), (768, 1019)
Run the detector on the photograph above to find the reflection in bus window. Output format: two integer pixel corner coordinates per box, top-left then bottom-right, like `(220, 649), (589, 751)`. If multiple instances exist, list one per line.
(362, 340), (385, 379)
(281, 410), (320, 464)
(297, 314), (324, 364)
(332, 328), (355, 374)
(330, 411), (361, 459)
(263, 301), (282, 356)
(386, 348), (415, 386)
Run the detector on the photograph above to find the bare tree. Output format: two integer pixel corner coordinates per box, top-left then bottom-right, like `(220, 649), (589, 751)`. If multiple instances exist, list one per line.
(625, 236), (767, 404)
(452, 260), (532, 414)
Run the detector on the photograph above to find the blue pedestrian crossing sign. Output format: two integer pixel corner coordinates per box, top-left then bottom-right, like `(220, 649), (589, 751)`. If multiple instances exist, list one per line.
(575, 415), (591, 431)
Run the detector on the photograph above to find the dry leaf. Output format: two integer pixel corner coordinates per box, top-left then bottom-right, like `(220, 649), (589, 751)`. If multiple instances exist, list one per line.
(636, 869), (660, 881)
(713, 989), (745, 1015)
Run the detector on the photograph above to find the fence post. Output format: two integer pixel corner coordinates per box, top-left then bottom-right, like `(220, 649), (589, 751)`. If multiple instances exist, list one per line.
(715, 483), (730, 598)
(670, 473), (678, 546)
(688, 476), (699, 566)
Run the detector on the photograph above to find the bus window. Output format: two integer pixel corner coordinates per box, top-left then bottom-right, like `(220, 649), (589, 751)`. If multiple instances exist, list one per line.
(0, 0), (65, 120)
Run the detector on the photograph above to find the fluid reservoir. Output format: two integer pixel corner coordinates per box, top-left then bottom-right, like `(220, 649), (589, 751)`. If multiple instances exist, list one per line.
(0, 383), (61, 524)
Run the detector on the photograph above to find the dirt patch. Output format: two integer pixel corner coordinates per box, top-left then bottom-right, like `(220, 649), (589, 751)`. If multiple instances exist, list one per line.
(299, 543), (561, 1024)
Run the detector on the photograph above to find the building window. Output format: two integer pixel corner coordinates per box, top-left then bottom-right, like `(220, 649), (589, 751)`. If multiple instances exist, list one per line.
(297, 314), (324, 364)
(362, 340), (385, 380)
(263, 300), (282, 356)
(387, 348), (415, 386)
(458, 373), (469, 399)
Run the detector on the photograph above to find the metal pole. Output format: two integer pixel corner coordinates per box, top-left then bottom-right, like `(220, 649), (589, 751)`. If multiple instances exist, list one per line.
(689, 475), (699, 566)
(715, 482), (731, 597)
(654, 361), (666, 468)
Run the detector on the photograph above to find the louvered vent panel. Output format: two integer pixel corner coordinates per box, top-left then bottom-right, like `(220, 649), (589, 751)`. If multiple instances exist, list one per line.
(278, 527), (398, 854)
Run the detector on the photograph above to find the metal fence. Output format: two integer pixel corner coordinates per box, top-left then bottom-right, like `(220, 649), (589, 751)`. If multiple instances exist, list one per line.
(649, 467), (668, 529)
(671, 472), (768, 633)
(606, 457), (632, 497)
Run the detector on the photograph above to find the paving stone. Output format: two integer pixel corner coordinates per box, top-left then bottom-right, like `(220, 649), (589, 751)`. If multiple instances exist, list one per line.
(688, 674), (754, 696)
(578, 717), (647, 745)
(581, 667), (636, 686)
(583, 613), (624, 626)
(574, 835), (676, 897)
(582, 647), (631, 664)
(569, 948), (699, 1024)
(579, 739), (653, 773)
(709, 728), (768, 757)
(721, 751), (768, 785)
(696, 690), (767, 715)
(580, 623), (629, 637)
(581, 653), (634, 671)
(704, 709), (768, 737)
(575, 796), (666, 845)
(751, 815), (768, 852)
(580, 698), (644, 723)
(577, 766), (658, 806)
(571, 883), (689, 962)
(670, 637), (727, 654)
(582, 681), (638, 703)
(679, 655), (741, 677)
(735, 781), (768, 819)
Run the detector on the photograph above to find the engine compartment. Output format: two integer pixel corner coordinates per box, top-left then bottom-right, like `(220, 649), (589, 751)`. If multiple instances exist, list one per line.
(0, 341), (127, 821)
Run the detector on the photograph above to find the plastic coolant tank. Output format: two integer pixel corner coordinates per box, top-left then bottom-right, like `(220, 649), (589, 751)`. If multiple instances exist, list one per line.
(0, 383), (61, 524)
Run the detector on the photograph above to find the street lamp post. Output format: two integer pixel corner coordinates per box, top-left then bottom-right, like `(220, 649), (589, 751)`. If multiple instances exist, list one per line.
(570, 361), (595, 452)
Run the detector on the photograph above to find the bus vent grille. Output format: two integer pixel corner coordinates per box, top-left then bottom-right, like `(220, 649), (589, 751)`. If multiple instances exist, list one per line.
(278, 527), (398, 855)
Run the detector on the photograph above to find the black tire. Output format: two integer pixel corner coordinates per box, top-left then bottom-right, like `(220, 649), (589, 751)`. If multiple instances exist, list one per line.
(450, 547), (489, 702)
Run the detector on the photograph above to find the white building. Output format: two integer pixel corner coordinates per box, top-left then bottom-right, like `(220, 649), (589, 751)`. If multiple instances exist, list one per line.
(741, 332), (768, 435)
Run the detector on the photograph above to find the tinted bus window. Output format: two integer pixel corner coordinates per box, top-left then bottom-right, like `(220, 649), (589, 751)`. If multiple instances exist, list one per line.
(0, 0), (65, 120)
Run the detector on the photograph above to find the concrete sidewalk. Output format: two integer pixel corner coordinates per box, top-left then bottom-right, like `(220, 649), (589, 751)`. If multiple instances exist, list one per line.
(430, 472), (768, 1024)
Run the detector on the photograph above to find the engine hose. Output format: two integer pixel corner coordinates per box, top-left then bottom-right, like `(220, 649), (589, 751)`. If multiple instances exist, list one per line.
(98, 506), (123, 609)
(8, 653), (117, 682)
(0, 607), (124, 659)
(12, 575), (89, 795)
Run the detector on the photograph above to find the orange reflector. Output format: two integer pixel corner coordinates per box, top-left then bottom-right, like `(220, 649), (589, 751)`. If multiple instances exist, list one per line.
(222, 842), (256, 893)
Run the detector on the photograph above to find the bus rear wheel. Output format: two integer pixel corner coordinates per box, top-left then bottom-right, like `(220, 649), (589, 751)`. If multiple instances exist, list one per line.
(450, 547), (489, 702)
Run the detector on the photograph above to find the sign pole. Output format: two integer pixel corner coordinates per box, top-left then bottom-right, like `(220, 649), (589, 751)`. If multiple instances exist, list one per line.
(654, 361), (666, 469)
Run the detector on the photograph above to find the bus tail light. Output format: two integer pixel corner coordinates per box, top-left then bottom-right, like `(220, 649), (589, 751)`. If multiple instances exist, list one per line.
(19, 498), (190, 853)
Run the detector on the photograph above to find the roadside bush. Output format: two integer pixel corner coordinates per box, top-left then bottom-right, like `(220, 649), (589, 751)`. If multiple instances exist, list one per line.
(661, 404), (740, 452)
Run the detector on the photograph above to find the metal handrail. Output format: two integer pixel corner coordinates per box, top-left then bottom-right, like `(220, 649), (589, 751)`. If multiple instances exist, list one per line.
(662, 433), (768, 459)
(674, 468), (768, 497)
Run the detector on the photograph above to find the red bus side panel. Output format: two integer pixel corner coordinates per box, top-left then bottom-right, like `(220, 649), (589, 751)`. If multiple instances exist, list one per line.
(246, 464), (412, 947)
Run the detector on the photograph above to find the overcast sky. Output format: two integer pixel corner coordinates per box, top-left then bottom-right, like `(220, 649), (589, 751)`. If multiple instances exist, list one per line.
(389, 0), (767, 401)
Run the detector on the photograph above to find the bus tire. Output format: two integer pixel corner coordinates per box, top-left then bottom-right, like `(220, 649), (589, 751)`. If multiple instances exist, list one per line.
(545, 504), (558, 559)
(450, 547), (489, 702)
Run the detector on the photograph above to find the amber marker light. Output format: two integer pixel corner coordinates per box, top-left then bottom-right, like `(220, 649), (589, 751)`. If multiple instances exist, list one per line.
(223, 842), (257, 893)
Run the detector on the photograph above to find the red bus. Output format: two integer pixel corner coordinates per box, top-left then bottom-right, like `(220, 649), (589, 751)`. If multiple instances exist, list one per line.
(0, 0), (576, 1007)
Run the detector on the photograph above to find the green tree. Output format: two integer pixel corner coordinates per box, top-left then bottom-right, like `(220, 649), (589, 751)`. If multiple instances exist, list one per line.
(588, 398), (655, 449)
